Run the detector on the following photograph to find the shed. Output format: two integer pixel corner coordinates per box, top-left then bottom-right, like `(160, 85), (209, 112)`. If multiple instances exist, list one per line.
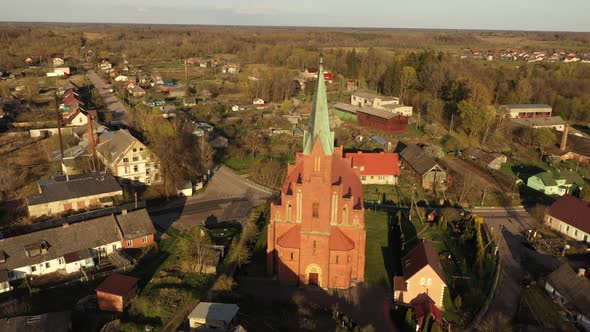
(188, 302), (239, 331)
(96, 273), (139, 312)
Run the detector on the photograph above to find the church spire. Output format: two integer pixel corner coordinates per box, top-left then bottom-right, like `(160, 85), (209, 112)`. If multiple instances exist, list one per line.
(303, 56), (334, 155)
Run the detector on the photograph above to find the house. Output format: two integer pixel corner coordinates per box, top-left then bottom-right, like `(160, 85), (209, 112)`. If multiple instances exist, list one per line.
(526, 170), (583, 196)
(351, 92), (399, 109)
(0, 209), (154, 282)
(26, 172), (123, 219)
(63, 109), (97, 127)
(511, 116), (565, 131)
(393, 240), (447, 310)
(544, 195), (590, 242)
(253, 98), (265, 105)
(184, 98), (197, 107)
(0, 312), (72, 332)
(345, 151), (400, 185)
(99, 61), (112, 71)
(463, 147), (507, 170)
(118, 209), (157, 248)
(192, 121), (215, 137)
(188, 302), (240, 331)
(209, 136), (228, 149)
(0, 269), (12, 293)
(47, 67), (70, 77)
(303, 67), (319, 79)
(114, 75), (128, 82)
(129, 85), (146, 98)
(51, 53), (65, 66)
(267, 58), (366, 289)
(356, 108), (408, 133)
(95, 130), (161, 185)
(544, 263), (590, 330)
(399, 143), (447, 191)
(380, 104), (413, 117)
(498, 104), (552, 119)
(96, 273), (139, 312)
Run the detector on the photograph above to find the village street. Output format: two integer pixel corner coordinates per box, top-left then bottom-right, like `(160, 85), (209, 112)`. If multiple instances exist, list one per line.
(85, 67), (129, 124)
(473, 206), (562, 327)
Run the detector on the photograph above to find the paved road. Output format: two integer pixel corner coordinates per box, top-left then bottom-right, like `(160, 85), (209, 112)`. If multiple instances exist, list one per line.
(149, 165), (274, 230)
(85, 68), (129, 124)
(473, 206), (561, 326)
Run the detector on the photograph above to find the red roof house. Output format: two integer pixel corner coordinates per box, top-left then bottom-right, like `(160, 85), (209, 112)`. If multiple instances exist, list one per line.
(345, 151), (400, 185)
(545, 195), (590, 242)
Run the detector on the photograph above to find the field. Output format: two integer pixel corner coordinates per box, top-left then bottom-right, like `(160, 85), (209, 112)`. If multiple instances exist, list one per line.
(364, 210), (394, 288)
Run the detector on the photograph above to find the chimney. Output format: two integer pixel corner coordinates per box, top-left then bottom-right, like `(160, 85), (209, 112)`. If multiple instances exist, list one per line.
(560, 124), (569, 151)
(62, 222), (69, 228)
(578, 268), (587, 277)
(121, 209), (128, 215)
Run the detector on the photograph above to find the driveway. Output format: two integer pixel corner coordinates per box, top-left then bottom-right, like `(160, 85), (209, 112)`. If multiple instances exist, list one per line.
(473, 207), (561, 326)
(149, 165), (274, 230)
(85, 69), (129, 124)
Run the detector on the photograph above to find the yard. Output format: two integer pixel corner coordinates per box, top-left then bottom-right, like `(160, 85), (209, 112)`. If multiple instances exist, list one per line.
(364, 210), (395, 288)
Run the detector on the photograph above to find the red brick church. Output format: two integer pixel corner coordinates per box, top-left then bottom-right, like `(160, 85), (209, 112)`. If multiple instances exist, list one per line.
(267, 57), (366, 289)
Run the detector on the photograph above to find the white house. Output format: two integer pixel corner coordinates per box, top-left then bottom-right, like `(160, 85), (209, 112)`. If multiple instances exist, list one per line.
(253, 98), (265, 105)
(188, 302), (240, 331)
(115, 75), (129, 82)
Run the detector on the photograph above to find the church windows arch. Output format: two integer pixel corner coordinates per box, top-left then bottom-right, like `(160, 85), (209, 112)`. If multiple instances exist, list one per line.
(312, 202), (319, 218)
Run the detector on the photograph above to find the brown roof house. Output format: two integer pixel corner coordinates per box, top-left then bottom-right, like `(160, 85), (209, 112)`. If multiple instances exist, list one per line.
(95, 130), (161, 185)
(399, 143), (447, 191)
(26, 172), (123, 219)
(393, 240), (447, 310)
(96, 273), (139, 312)
(544, 263), (590, 331)
(544, 195), (590, 242)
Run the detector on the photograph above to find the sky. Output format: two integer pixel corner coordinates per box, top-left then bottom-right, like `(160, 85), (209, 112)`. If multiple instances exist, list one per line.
(0, 0), (589, 32)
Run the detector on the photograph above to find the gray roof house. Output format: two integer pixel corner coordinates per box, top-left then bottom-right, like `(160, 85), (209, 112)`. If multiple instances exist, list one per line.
(26, 172), (123, 219)
(463, 147), (507, 170)
(545, 263), (590, 331)
(399, 143), (447, 191)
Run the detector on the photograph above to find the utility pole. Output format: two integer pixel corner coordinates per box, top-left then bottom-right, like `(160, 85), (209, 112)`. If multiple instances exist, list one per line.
(511, 172), (520, 199)
(481, 187), (487, 206)
(55, 91), (65, 168)
(449, 113), (454, 133)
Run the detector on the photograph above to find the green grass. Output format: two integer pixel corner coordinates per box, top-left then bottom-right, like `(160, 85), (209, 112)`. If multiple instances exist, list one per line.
(362, 171), (428, 205)
(331, 109), (357, 122)
(364, 210), (393, 288)
(224, 157), (258, 172)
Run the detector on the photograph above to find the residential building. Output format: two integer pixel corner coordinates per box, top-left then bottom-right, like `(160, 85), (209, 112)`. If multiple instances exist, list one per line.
(380, 104), (414, 117)
(63, 109), (97, 127)
(96, 273), (139, 312)
(117, 209), (157, 248)
(267, 58), (366, 289)
(26, 172), (123, 219)
(351, 92), (400, 109)
(393, 240), (447, 309)
(498, 104), (552, 119)
(51, 53), (65, 66)
(511, 116), (565, 131)
(0, 269), (11, 293)
(0, 209), (155, 282)
(463, 147), (507, 170)
(547, 126), (590, 164)
(345, 151), (400, 185)
(544, 263), (590, 330)
(399, 144), (447, 191)
(526, 170), (583, 196)
(188, 302), (240, 332)
(253, 98), (265, 105)
(356, 107), (408, 133)
(114, 75), (128, 82)
(544, 195), (590, 242)
(95, 130), (161, 185)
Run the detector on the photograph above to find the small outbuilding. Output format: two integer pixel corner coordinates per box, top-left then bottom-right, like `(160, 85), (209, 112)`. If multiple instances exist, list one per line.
(188, 302), (239, 331)
(96, 273), (139, 312)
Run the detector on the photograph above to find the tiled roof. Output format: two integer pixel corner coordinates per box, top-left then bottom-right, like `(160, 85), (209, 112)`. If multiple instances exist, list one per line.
(26, 172), (122, 205)
(96, 273), (138, 296)
(548, 195), (590, 234)
(329, 227), (355, 251)
(402, 240), (445, 282)
(345, 151), (400, 176)
(95, 129), (139, 166)
(546, 263), (590, 317)
(117, 209), (157, 240)
(276, 225), (301, 249)
(399, 143), (438, 176)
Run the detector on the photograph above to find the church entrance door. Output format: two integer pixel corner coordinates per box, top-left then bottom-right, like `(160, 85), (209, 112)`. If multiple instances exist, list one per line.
(308, 273), (319, 286)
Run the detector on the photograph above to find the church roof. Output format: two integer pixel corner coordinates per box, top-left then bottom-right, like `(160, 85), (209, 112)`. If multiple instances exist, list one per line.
(277, 225), (301, 249)
(303, 56), (334, 156)
(329, 227), (355, 251)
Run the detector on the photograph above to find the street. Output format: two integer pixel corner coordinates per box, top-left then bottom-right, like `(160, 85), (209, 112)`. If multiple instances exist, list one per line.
(473, 206), (561, 326)
(85, 68), (129, 124)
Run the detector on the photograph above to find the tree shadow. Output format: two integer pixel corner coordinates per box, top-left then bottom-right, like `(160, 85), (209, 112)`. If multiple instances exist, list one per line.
(511, 165), (546, 182)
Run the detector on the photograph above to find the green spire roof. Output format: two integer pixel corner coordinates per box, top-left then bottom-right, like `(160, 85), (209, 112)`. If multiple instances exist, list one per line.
(303, 56), (334, 155)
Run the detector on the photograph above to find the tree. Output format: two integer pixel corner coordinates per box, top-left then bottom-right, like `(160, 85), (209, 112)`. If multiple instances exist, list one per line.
(424, 145), (445, 159)
(178, 228), (217, 274)
(458, 100), (495, 138)
(398, 66), (417, 104)
(419, 62), (446, 99)
(345, 48), (360, 79)
(532, 127), (557, 148)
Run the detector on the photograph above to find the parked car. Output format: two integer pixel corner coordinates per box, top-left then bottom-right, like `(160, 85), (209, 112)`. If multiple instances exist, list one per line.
(521, 241), (537, 251)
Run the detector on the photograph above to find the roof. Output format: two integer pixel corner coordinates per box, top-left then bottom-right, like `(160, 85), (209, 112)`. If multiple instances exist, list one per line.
(0, 215), (122, 270)
(399, 144), (439, 176)
(332, 102), (360, 114)
(188, 302), (239, 324)
(357, 107), (400, 119)
(555, 170), (584, 186)
(63, 248), (92, 264)
(329, 227), (355, 251)
(345, 152), (400, 176)
(370, 135), (388, 145)
(546, 263), (590, 317)
(96, 273), (139, 296)
(511, 116), (565, 127)
(401, 240), (445, 282)
(413, 297), (443, 325)
(532, 172), (557, 186)
(548, 195), (590, 234)
(303, 57), (334, 156)
(0, 312), (71, 332)
(550, 130), (590, 158)
(504, 104), (552, 110)
(116, 209), (157, 240)
(26, 172), (123, 206)
(393, 275), (407, 291)
(95, 129), (140, 166)
(276, 225), (301, 249)
(463, 147), (505, 166)
(353, 91), (399, 102)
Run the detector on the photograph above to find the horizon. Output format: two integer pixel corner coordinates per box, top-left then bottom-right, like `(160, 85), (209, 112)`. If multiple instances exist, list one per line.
(1, 0), (589, 33)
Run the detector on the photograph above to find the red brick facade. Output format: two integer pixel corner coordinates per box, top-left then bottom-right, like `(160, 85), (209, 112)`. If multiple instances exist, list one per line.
(121, 234), (154, 249)
(267, 141), (366, 289)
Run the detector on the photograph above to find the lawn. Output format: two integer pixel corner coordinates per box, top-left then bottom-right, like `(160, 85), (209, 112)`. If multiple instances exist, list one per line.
(224, 156), (258, 173)
(362, 171), (428, 206)
(364, 210), (394, 288)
